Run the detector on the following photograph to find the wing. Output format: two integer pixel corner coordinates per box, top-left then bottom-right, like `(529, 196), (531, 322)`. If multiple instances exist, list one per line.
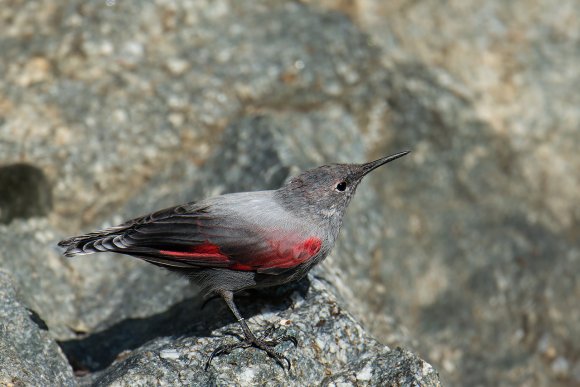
(59, 192), (322, 274)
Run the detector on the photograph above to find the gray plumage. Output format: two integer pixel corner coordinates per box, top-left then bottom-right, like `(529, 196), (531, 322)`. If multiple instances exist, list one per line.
(58, 150), (410, 369)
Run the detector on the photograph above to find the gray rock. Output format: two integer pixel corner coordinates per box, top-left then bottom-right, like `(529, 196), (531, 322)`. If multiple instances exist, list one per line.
(356, 0), (580, 230)
(58, 114), (426, 384)
(0, 271), (74, 386)
(0, 1), (441, 385)
(0, 0), (380, 235)
(322, 347), (440, 387)
(24, 0), (579, 385)
(0, 218), (79, 339)
(312, 1), (580, 385)
(0, 0), (387, 339)
(79, 277), (439, 386)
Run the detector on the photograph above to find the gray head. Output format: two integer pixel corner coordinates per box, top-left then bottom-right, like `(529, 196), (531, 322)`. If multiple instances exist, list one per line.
(275, 151), (410, 222)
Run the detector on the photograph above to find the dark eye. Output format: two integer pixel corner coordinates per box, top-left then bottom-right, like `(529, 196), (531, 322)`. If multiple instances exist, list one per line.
(335, 181), (347, 191)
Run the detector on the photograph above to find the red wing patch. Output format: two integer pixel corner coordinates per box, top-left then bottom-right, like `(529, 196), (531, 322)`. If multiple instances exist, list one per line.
(158, 237), (322, 272)
(250, 237), (322, 270)
(302, 237), (322, 256)
(159, 243), (230, 263)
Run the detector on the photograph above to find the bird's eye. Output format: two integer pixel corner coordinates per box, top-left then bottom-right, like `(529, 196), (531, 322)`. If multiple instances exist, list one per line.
(335, 181), (347, 191)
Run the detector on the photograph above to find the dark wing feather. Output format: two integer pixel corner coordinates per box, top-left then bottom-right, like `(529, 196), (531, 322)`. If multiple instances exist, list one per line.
(120, 211), (269, 269)
(59, 201), (273, 270)
(59, 195), (322, 273)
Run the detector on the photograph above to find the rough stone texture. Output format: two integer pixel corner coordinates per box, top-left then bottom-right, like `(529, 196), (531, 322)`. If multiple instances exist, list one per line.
(323, 347), (439, 387)
(0, 218), (79, 339)
(2, 0), (577, 386)
(312, 1), (580, 385)
(0, 0), (439, 386)
(72, 278), (438, 386)
(354, 1), (580, 234)
(0, 271), (74, 386)
(0, 0), (384, 338)
(0, 0), (379, 234)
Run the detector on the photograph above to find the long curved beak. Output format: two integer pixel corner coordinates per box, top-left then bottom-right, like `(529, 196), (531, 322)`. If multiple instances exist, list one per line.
(360, 150), (410, 177)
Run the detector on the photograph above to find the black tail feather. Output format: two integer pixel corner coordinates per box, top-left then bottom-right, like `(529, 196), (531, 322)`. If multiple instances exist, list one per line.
(58, 225), (128, 257)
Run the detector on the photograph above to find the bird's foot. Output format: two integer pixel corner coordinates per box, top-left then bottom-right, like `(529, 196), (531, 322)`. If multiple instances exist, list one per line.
(205, 326), (298, 371)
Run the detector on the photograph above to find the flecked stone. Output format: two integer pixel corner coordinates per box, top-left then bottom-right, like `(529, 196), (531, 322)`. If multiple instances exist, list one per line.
(0, 271), (74, 386)
(3, 0), (577, 386)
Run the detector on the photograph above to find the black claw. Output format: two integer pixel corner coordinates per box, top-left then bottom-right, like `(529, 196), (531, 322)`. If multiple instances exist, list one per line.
(286, 335), (299, 347)
(270, 352), (291, 370)
(204, 350), (217, 371)
(204, 328), (297, 371)
(258, 344), (291, 371)
(283, 355), (292, 370)
(205, 342), (245, 371)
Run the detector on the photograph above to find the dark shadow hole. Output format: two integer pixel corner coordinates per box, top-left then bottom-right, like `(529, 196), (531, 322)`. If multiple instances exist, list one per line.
(27, 308), (49, 331)
(0, 163), (52, 224)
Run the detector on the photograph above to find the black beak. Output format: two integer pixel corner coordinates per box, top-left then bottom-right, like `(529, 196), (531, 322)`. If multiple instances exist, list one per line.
(360, 150), (410, 178)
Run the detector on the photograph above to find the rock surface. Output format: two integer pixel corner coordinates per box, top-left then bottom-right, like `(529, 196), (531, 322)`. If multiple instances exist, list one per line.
(0, 271), (74, 386)
(2, 0), (578, 386)
(1, 0), (439, 386)
(313, 1), (580, 385)
(73, 278), (439, 386)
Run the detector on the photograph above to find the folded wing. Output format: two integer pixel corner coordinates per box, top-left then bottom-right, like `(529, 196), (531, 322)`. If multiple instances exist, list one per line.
(59, 195), (321, 273)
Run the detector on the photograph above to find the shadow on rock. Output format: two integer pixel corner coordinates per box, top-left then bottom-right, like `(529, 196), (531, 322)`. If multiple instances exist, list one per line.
(58, 277), (311, 374)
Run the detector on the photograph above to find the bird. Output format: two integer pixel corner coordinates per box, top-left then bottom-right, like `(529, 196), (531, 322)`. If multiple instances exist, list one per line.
(58, 150), (410, 370)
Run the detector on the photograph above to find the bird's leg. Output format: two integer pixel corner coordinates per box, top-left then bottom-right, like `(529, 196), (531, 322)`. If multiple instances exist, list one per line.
(204, 290), (298, 371)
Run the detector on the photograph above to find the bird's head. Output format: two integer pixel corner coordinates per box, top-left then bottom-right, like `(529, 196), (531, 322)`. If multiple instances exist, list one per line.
(276, 151), (410, 222)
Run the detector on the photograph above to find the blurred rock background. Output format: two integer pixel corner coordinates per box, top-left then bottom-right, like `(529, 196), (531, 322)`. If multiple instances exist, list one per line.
(0, 0), (578, 385)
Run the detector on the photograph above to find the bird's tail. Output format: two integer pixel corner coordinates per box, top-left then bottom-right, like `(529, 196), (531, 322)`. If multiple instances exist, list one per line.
(57, 225), (128, 257)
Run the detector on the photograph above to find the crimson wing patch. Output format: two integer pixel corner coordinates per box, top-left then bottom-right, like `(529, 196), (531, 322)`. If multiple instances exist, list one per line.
(156, 236), (322, 272)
